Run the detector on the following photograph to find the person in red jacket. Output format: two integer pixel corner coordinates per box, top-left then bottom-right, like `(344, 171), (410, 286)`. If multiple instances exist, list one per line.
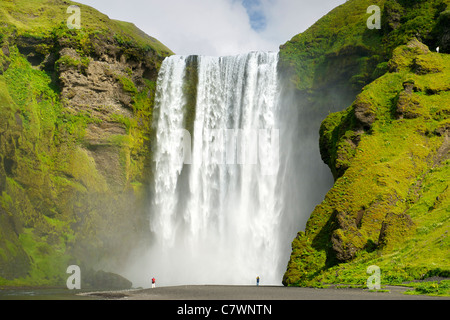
(152, 277), (156, 288)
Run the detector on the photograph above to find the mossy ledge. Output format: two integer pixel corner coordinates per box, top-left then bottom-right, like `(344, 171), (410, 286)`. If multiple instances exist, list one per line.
(0, 0), (172, 287)
(283, 39), (449, 290)
(282, 0), (449, 293)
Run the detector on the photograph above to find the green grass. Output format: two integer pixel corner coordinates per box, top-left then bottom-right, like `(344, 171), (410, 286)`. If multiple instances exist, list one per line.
(0, 0), (173, 56)
(283, 41), (450, 293)
(404, 280), (450, 296)
(111, 19), (173, 56)
(0, 0), (167, 287)
(279, 0), (449, 99)
(279, 0), (387, 92)
(6, 228), (72, 287)
(115, 73), (138, 95)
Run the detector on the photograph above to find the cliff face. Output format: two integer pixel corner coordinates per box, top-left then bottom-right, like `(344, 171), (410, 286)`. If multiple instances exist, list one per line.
(0, 0), (172, 287)
(282, 0), (450, 287)
(1, 0), (448, 289)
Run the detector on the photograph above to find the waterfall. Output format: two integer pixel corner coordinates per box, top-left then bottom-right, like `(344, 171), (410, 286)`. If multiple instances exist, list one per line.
(125, 51), (333, 287)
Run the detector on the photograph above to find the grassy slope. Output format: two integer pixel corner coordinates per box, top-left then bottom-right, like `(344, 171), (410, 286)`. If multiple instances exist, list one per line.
(0, 0), (171, 286)
(279, 0), (449, 100)
(282, 0), (450, 295)
(279, 0), (386, 93)
(0, 0), (172, 56)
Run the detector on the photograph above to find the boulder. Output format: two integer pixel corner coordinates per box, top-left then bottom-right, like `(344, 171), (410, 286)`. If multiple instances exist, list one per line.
(353, 96), (376, 129)
(84, 269), (133, 290)
(396, 80), (423, 119)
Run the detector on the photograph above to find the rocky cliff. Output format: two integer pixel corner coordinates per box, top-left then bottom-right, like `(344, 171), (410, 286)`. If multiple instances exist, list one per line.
(282, 0), (449, 288)
(0, 0), (172, 287)
(0, 0), (448, 291)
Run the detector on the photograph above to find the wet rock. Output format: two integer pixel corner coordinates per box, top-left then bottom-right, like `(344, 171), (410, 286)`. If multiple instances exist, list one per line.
(84, 269), (133, 290)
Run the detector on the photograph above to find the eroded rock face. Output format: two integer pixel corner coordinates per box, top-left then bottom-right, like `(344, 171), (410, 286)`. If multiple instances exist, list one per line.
(396, 80), (422, 119)
(354, 96), (376, 130)
(58, 47), (136, 189)
(0, 21), (170, 283)
(59, 48), (134, 123)
(388, 38), (431, 73)
(284, 37), (450, 286)
(331, 210), (365, 262)
(59, 48), (135, 116)
(435, 10), (450, 53)
(378, 213), (415, 249)
(83, 269), (133, 290)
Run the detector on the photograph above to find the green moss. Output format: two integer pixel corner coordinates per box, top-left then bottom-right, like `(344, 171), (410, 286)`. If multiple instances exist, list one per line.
(279, 0), (386, 92)
(56, 55), (90, 73)
(0, 0), (173, 56)
(115, 73), (138, 95)
(0, 0), (169, 286)
(284, 39), (450, 292)
(279, 0), (449, 115)
(404, 280), (450, 296)
(111, 19), (173, 56)
(110, 114), (133, 133)
(182, 56), (199, 138)
(17, 228), (71, 286)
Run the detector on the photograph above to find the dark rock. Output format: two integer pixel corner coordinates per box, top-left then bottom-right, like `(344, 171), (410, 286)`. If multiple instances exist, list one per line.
(2, 45), (10, 57)
(330, 210), (366, 261)
(435, 10), (450, 53)
(435, 122), (449, 137)
(396, 80), (423, 119)
(388, 39), (431, 73)
(333, 131), (361, 179)
(84, 269), (133, 290)
(15, 35), (50, 67)
(0, 45), (11, 74)
(353, 96), (376, 129)
(402, 79), (415, 94)
(331, 228), (363, 262)
(378, 213), (415, 248)
(383, 0), (404, 32)
(412, 55), (444, 75)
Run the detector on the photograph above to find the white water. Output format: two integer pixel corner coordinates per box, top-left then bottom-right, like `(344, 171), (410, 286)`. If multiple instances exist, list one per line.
(124, 51), (333, 287)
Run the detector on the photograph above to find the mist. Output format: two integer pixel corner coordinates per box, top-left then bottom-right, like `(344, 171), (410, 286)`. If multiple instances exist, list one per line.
(121, 52), (334, 288)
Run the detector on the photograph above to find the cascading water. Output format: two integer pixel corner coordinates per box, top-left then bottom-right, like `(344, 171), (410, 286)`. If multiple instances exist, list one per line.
(124, 51), (333, 287)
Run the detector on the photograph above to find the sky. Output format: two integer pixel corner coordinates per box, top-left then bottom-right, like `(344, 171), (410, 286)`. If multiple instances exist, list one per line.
(75, 0), (346, 56)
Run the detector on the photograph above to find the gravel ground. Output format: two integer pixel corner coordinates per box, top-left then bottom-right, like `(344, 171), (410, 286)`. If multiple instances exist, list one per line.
(80, 284), (450, 300)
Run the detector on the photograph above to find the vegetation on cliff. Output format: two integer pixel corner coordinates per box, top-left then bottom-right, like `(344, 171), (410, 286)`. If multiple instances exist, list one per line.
(279, 0), (448, 93)
(0, 0), (448, 294)
(282, 0), (449, 294)
(0, 0), (172, 287)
